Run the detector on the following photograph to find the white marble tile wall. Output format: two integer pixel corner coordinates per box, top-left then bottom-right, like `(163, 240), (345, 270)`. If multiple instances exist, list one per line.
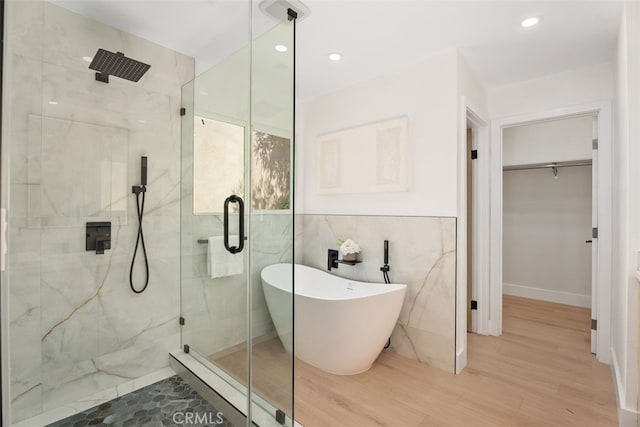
(5, 2), (194, 422)
(297, 214), (456, 373)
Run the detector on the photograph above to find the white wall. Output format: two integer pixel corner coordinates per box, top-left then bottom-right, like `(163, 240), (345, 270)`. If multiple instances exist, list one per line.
(297, 51), (489, 375)
(611, 1), (640, 421)
(299, 51), (458, 217)
(503, 116), (593, 166)
(503, 166), (592, 307)
(490, 62), (614, 118)
(457, 53), (489, 120)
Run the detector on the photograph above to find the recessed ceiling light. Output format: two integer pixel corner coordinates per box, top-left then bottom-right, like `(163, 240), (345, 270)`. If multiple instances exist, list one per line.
(48, 100), (58, 105)
(274, 44), (288, 52)
(328, 52), (342, 61)
(521, 16), (541, 28)
(82, 56), (93, 62)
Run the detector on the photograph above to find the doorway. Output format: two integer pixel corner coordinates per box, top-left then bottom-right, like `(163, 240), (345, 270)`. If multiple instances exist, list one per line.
(479, 102), (612, 364)
(501, 115), (596, 353)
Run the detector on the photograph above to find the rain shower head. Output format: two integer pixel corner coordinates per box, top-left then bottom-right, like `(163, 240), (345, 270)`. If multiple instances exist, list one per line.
(89, 49), (151, 84)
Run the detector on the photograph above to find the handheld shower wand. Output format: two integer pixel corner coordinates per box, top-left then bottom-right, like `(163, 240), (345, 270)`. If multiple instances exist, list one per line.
(140, 156), (147, 186)
(384, 240), (389, 265)
(381, 240), (391, 349)
(130, 156), (149, 294)
(381, 240), (390, 283)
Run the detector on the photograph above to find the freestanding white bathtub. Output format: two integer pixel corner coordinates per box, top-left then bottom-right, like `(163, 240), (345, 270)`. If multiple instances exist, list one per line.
(261, 263), (406, 375)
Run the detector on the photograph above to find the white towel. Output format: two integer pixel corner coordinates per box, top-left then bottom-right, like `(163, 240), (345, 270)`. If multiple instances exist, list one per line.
(207, 235), (244, 279)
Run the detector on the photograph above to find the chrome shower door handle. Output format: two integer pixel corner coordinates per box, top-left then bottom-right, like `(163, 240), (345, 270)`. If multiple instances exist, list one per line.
(223, 195), (245, 254)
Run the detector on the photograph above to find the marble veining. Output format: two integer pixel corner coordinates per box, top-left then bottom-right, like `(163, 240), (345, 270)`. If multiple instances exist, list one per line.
(5, 1), (194, 423)
(297, 214), (456, 372)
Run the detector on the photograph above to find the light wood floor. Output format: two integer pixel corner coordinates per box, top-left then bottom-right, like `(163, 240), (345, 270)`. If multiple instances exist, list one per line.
(211, 295), (618, 426)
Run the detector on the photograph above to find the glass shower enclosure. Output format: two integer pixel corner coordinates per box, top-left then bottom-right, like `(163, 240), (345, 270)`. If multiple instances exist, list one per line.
(0, 0), (295, 425)
(179, 6), (295, 426)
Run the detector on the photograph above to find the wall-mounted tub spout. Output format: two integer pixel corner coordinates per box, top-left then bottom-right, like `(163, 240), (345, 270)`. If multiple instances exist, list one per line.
(328, 248), (363, 270)
(328, 249), (339, 271)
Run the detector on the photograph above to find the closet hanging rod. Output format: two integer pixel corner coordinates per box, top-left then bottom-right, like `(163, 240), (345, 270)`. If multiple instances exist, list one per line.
(503, 159), (592, 172)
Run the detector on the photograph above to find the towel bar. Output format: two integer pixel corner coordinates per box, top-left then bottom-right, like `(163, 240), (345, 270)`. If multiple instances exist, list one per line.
(198, 237), (247, 244)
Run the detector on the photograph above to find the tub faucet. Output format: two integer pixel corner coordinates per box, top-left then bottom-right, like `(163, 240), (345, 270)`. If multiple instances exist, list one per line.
(328, 249), (339, 271)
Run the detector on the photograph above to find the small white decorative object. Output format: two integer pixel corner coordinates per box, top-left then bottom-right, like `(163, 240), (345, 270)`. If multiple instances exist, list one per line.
(339, 238), (360, 261)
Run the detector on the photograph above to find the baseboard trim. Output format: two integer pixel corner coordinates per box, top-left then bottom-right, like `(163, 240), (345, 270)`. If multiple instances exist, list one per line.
(611, 347), (639, 426)
(455, 347), (466, 375)
(502, 283), (591, 308)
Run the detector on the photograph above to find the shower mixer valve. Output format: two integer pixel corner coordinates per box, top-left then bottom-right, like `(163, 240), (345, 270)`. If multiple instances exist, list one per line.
(86, 222), (111, 255)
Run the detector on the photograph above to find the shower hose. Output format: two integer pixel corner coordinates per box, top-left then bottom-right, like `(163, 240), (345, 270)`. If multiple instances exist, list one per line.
(129, 188), (149, 293)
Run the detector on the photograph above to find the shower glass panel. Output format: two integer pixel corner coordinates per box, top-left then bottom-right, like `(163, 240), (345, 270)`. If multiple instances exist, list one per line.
(179, 25), (251, 394)
(248, 15), (295, 423)
(180, 2), (295, 425)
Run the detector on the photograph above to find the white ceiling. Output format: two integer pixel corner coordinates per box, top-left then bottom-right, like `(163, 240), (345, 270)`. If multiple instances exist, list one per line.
(299, 0), (621, 99)
(50, 0), (277, 73)
(50, 0), (622, 100)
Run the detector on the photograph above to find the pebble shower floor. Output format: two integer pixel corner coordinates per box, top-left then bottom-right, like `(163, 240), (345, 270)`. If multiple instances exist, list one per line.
(47, 375), (234, 427)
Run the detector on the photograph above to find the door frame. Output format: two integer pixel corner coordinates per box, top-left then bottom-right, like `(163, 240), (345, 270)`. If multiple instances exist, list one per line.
(456, 97), (488, 373)
(479, 101), (612, 364)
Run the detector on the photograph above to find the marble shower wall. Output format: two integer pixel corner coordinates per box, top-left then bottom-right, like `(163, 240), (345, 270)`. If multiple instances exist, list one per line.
(297, 214), (456, 373)
(5, 2), (194, 422)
